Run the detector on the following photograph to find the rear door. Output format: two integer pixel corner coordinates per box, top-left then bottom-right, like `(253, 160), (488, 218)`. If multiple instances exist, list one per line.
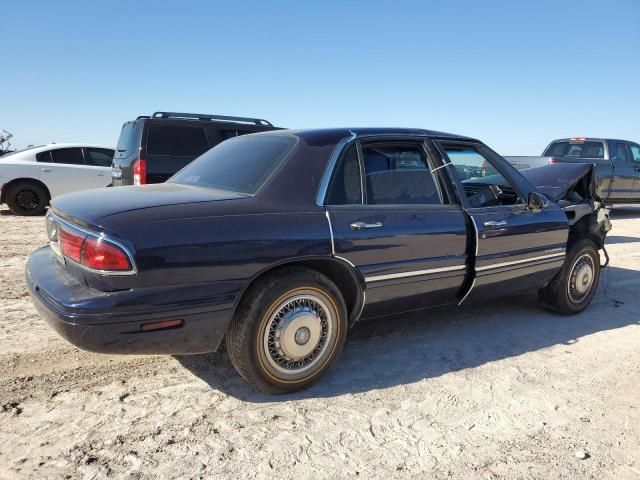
(627, 142), (640, 199)
(324, 138), (469, 319)
(84, 148), (115, 187)
(38, 147), (96, 198)
(145, 123), (211, 183)
(608, 141), (637, 201)
(435, 140), (569, 302)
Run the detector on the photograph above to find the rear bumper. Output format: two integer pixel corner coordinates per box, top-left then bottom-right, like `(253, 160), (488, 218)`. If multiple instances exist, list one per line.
(25, 247), (234, 355)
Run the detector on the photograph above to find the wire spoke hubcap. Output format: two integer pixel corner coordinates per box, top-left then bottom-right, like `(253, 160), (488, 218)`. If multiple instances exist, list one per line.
(263, 292), (334, 377)
(568, 253), (595, 303)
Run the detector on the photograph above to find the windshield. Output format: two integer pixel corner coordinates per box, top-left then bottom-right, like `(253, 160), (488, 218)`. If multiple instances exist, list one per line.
(0, 145), (45, 159)
(543, 140), (604, 159)
(169, 134), (297, 194)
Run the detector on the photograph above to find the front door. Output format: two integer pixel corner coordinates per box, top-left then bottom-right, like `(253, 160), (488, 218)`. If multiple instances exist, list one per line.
(324, 139), (469, 319)
(435, 141), (569, 302)
(39, 147), (96, 198)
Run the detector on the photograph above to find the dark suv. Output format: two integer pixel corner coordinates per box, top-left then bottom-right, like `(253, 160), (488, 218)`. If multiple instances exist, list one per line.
(111, 111), (279, 185)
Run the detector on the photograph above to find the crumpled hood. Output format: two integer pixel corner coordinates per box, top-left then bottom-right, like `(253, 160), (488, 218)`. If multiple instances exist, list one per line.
(519, 163), (597, 202)
(51, 183), (248, 226)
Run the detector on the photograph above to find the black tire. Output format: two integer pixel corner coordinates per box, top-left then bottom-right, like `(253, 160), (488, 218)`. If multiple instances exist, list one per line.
(6, 182), (48, 216)
(226, 267), (348, 394)
(539, 239), (600, 315)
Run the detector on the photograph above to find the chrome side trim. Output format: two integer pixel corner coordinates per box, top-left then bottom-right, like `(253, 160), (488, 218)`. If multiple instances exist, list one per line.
(315, 132), (357, 206)
(334, 255), (356, 268)
(457, 278), (475, 306)
(325, 209), (335, 256)
(48, 211), (138, 276)
(365, 265), (466, 283)
(475, 252), (566, 272)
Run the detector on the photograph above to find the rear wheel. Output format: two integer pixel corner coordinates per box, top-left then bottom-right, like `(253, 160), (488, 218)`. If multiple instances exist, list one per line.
(539, 239), (600, 314)
(6, 182), (48, 216)
(226, 267), (347, 394)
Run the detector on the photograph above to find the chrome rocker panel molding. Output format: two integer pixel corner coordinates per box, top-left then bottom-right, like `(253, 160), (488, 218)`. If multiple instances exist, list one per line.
(365, 265), (466, 283)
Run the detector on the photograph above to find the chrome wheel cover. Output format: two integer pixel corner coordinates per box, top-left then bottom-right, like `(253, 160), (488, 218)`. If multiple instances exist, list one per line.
(262, 292), (335, 379)
(567, 253), (596, 304)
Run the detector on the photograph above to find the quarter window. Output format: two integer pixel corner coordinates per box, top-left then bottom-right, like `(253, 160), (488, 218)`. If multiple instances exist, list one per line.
(147, 125), (210, 157)
(362, 144), (443, 205)
(50, 148), (85, 165)
(326, 145), (362, 205)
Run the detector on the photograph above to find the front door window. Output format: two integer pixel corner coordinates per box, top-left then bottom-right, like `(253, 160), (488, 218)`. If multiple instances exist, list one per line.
(441, 144), (523, 208)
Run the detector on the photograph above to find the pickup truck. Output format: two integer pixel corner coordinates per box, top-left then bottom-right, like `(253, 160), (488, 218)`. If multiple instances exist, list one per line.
(505, 137), (640, 204)
(26, 128), (611, 393)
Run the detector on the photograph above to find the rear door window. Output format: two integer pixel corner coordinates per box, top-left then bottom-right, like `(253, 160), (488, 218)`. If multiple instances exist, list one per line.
(361, 144), (444, 205)
(147, 124), (210, 157)
(544, 141), (605, 158)
(50, 148), (86, 165)
(610, 141), (631, 164)
(629, 144), (640, 164)
(86, 148), (114, 167)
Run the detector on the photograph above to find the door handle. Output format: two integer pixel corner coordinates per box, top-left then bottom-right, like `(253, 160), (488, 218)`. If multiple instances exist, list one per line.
(96, 173), (105, 177)
(350, 221), (383, 230)
(41, 168), (51, 173)
(484, 220), (507, 227)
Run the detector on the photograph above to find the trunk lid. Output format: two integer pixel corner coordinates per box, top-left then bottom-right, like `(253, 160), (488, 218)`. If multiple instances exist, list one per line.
(51, 183), (248, 227)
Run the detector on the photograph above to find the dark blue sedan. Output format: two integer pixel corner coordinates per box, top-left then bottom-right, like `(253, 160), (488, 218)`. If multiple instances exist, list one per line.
(26, 128), (611, 393)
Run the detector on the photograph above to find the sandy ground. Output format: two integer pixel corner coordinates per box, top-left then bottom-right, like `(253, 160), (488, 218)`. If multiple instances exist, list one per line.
(0, 206), (639, 480)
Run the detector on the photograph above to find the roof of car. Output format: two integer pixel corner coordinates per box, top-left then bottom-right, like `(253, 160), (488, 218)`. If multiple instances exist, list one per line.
(258, 127), (475, 143)
(552, 137), (635, 143)
(11, 143), (114, 155)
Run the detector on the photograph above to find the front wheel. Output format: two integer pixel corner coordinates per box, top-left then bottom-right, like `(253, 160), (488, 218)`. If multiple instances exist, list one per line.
(539, 239), (600, 315)
(6, 182), (48, 216)
(226, 267), (347, 394)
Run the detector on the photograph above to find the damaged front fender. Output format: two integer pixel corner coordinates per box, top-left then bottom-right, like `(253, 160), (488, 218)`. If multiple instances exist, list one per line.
(520, 163), (611, 247)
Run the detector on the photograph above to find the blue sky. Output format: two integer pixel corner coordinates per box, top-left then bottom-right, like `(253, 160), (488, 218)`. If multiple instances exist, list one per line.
(2, 0), (638, 154)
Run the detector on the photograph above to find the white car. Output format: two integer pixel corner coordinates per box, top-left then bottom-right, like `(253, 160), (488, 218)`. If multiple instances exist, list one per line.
(0, 143), (114, 215)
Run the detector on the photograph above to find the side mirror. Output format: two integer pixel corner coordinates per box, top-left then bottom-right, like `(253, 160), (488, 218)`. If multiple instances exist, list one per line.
(527, 192), (548, 212)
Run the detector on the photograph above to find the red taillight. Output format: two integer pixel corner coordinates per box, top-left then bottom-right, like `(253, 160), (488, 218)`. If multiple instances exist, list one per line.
(548, 157), (560, 164)
(57, 224), (132, 272)
(81, 236), (131, 271)
(59, 227), (85, 262)
(133, 159), (146, 185)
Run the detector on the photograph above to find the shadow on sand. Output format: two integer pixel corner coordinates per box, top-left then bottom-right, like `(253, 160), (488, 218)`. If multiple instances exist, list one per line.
(176, 265), (639, 402)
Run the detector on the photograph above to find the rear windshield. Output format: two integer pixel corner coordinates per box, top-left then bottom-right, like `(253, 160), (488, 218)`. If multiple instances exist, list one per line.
(169, 134), (297, 194)
(543, 141), (604, 159)
(115, 122), (141, 159)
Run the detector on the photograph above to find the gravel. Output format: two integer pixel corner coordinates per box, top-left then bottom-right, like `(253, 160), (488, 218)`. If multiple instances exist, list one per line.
(1, 205), (639, 479)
